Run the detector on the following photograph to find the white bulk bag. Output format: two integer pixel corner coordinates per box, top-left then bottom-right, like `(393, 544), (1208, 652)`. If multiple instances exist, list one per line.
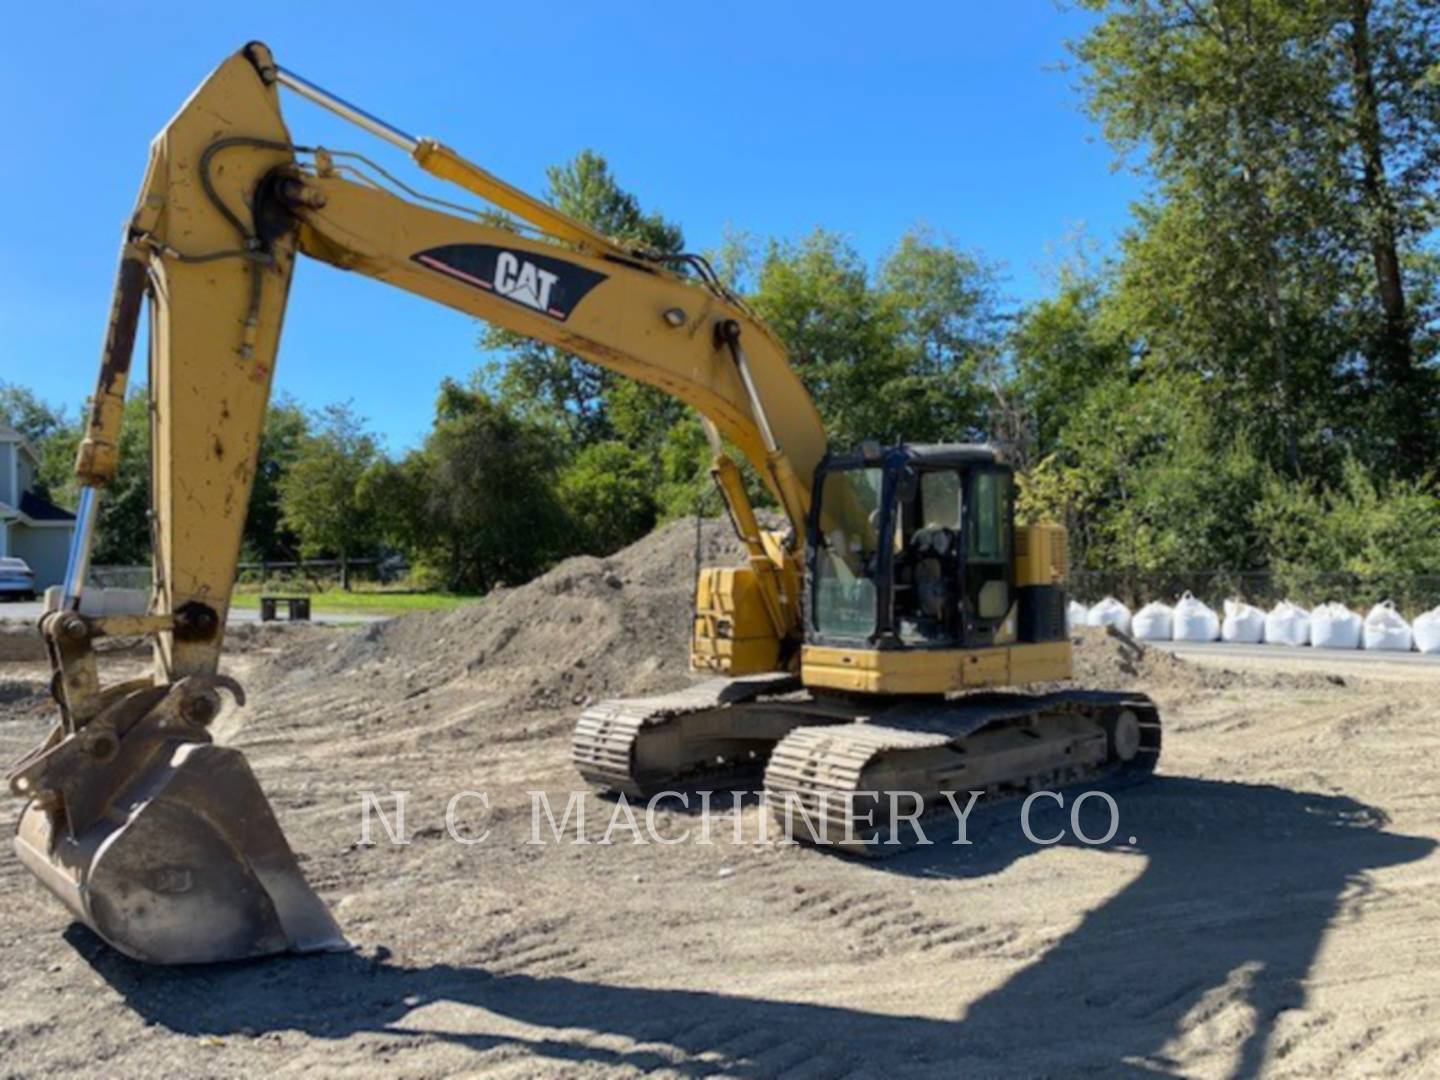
(1363, 601), (1413, 652)
(1310, 603), (1362, 649)
(1265, 601), (1310, 647)
(1086, 596), (1132, 634)
(1131, 601), (1174, 641)
(1173, 592), (1220, 642)
(1221, 599), (1266, 644)
(1413, 606), (1440, 655)
(1066, 600), (1090, 635)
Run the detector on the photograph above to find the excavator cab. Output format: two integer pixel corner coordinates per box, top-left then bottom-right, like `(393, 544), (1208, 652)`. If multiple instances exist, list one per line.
(808, 444), (1017, 649)
(800, 444), (1072, 695)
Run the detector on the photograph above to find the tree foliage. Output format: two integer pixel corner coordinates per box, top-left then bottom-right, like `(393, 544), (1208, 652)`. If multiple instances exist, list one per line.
(375, 379), (571, 592)
(89, 395), (151, 566)
(1253, 458), (1440, 602)
(279, 403), (381, 565)
(746, 229), (1000, 447)
(8, 12), (1439, 597)
(0, 382), (77, 500)
(1072, 0), (1440, 478)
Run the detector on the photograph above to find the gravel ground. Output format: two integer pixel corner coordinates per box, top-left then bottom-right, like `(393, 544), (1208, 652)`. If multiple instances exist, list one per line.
(2, 520), (1437, 1078)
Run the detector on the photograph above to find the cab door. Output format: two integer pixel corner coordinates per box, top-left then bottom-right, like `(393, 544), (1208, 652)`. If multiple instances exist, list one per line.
(961, 466), (1014, 645)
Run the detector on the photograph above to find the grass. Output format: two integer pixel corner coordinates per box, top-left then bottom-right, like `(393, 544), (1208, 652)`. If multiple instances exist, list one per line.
(230, 587), (476, 616)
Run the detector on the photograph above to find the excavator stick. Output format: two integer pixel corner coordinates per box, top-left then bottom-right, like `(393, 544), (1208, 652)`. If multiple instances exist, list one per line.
(7, 44), (343, 964)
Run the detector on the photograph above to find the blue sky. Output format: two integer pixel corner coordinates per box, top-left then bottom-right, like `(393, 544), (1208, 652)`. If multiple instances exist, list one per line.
(0, 1), (1143, 451)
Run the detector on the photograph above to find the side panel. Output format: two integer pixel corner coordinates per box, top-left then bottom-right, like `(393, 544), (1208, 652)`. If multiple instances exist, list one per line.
(691, 566), (783, 674)
(801, 640), (1072, 695)
(1013, 523), (1068, 586)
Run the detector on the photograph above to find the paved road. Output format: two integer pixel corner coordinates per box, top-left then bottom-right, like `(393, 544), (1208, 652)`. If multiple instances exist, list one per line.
(0, 600), (386, 626)
(1150, 638), (1440, 667)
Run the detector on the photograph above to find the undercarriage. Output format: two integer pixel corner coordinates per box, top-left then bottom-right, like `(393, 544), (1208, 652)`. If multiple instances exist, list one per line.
(572, 680), (1162, 854)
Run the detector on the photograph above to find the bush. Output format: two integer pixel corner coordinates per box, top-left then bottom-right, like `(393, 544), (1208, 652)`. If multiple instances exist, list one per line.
(1253, 459), (1440, 608)
(1020, 373), (1268, 575)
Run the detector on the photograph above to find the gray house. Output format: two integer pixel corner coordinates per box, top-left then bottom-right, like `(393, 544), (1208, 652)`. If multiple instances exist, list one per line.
(0, 423), (76, 589)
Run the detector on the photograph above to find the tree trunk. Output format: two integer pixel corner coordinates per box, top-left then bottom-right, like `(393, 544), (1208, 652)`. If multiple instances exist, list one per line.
(340, 550), (350, 592)
(1217, 2), (1299, 474)
(1347, 0), (1423, 473)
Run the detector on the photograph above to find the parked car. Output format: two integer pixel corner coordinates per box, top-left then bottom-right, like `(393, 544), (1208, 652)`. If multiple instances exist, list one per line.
(0, 557), (37, 601)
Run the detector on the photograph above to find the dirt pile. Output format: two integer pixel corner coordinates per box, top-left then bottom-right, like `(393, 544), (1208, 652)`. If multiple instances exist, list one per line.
(0, 624), (45, 662)
(247, 531), (1322, 720)
(1070, 626), (1213, 690)
(0, 677), (46, 716)
(1069, 625), (1341, 696)
(252, 518), (748, 717)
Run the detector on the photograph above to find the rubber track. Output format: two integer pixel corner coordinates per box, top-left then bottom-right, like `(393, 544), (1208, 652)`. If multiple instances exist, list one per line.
(572, 672), (800, 797)
(763, 689), (1162, 853)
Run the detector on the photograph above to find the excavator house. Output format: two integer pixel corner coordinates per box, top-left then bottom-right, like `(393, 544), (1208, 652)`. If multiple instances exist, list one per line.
(7, 43), (1161, 965)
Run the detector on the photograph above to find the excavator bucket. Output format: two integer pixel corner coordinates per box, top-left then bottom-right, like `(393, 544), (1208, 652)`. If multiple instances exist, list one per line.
(9, 678), (346, 965)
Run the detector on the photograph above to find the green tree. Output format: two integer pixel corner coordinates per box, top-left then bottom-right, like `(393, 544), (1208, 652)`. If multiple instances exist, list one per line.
(395, 379), (571, 592)
(747, 230), (900, 447)
(2, 384), (159, 567)
(652, 416), (716, 521)
(1253, 457), (1440, 605)
(90, 394), (151, 566)
(359, 453), (431, 568)
(1021, 373), (1267, 574)
(243, 395), (309, 561)
(0, 382), (69, 444)
(557, 440), (658, 555)
(0, 382), (78, 499)
(278, 403), (381, 584)
(1072, 0), (1440, 479)
(1008, 254), (1133, 462)
(746, 227), (1003, 448)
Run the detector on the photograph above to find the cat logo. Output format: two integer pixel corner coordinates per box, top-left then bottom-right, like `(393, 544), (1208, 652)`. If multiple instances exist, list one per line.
(492, 251), (558, 313)
(411, 243), (608, 322)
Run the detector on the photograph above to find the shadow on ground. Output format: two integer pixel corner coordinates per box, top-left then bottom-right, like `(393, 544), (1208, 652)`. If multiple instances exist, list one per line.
(71, 777), (1434, 1077)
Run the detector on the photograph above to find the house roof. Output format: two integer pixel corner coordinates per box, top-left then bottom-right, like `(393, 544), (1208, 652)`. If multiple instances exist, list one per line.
(0, 422), (40, 465)
(19, 490), (75, 522)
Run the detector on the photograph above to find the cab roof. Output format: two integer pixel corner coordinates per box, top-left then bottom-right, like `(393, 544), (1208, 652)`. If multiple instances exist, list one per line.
(821, 442), (1005, 471)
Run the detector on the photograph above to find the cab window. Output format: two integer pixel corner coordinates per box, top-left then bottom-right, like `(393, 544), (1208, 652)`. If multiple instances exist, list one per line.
(919, 470), (962, 530)
(969, 470), (1010, 561)
(813, 467), (885, 639)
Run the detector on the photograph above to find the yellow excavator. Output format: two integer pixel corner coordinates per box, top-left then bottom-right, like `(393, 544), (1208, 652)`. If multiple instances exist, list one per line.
(7, 43), (1161, 965)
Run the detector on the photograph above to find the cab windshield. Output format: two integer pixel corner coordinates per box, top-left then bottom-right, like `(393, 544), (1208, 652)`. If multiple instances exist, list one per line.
(813, 467), (885, 639)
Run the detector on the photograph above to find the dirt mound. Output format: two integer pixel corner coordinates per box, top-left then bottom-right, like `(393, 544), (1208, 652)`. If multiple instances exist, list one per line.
(252, 518), (748, 718)
(0, 624), (45, 662)
(1069, 626), (1341, 695)
(1070, 627), (1213, 690)
(240, 520), (1345, 733)
(223, 620), (342, 654)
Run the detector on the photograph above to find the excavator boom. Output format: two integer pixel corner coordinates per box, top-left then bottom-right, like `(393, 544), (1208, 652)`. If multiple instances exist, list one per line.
(10, 43), (825, 964)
